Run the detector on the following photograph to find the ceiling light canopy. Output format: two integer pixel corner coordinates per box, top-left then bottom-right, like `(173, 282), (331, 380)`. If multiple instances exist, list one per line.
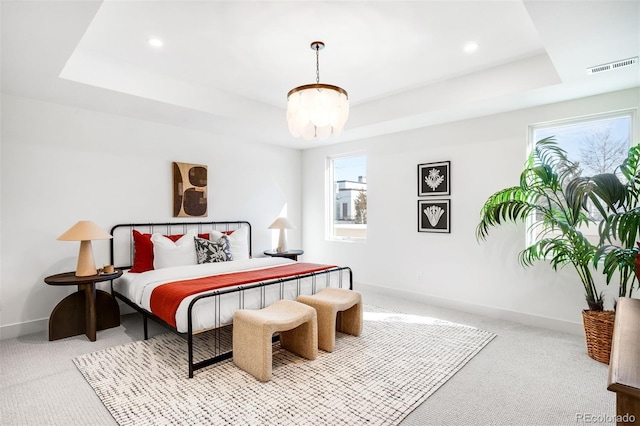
(286, 41), (349, 140)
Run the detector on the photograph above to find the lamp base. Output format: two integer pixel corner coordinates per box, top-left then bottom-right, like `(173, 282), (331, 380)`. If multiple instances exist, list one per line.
(75, 240), (98, 277)
(276, 229), (288, 253)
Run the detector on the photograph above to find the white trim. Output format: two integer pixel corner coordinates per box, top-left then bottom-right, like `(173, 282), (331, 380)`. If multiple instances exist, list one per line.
(356, 281), (584, 335)
(529, 108), (637, 132)
(0, 317), (48, 340)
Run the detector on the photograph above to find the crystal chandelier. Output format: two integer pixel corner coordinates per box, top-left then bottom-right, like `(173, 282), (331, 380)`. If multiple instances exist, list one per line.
(286, 41), (349, 140)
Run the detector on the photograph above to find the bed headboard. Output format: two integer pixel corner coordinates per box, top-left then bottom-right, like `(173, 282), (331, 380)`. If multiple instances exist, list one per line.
(109, 221), (251, 270)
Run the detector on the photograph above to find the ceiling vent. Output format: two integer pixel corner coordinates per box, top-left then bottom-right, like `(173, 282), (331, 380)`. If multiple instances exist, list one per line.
(587, 57), (638, 75)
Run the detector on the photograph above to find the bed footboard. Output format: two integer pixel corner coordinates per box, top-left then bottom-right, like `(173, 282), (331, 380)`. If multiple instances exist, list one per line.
(186, 266), (353, 378)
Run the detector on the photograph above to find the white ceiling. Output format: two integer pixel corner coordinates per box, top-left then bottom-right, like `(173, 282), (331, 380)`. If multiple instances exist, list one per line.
(2, 1), (639, 149)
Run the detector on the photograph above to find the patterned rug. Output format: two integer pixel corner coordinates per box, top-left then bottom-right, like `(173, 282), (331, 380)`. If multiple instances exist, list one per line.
(74, 306), (496, 425)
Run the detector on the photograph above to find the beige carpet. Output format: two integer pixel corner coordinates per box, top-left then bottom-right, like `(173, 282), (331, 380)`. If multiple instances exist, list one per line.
(73, 306), (495, 426)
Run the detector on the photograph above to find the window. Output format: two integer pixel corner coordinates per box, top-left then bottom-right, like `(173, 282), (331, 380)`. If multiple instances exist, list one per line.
(528, 109), (636, 244)
(327, 154), (367, 241)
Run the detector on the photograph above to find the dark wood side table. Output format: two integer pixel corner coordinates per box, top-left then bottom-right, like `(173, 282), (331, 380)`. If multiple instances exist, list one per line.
(44, 270), (122, 342)
(263, 249), (304, 261)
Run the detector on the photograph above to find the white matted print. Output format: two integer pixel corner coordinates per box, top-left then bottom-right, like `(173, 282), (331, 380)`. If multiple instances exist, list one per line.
(418, 161), (450, 196)
(418, 199), (450, 233)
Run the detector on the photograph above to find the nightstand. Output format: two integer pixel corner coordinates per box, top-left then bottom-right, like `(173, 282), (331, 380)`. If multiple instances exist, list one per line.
(44, 270), (122, 341)
(263, 249), (304, 261)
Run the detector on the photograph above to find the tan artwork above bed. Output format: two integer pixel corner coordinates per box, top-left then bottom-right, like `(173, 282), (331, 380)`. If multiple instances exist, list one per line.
(173, 161), (208, 217)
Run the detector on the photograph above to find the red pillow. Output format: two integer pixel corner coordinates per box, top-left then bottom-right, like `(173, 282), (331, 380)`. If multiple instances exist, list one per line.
(129, 230), (210, 273)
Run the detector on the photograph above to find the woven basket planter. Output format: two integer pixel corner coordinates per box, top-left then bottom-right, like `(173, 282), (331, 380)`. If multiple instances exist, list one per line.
(582, 310), (615, 364)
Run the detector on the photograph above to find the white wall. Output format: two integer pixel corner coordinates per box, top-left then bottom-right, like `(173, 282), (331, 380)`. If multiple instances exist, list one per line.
(302, 88), (640, 334)
(0, 94), (302, 338)
(3, 88), (638, 339)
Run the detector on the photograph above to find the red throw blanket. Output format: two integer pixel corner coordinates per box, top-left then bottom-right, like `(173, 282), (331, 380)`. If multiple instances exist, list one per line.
(150, 263), (336, 328)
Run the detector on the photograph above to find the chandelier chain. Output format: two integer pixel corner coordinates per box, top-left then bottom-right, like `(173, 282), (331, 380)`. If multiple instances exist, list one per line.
(315, 45), (320, 84)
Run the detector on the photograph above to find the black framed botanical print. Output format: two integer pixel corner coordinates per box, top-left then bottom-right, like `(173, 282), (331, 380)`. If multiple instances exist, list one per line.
(418, 199), (450, 233)
(418, 161), (450, 196)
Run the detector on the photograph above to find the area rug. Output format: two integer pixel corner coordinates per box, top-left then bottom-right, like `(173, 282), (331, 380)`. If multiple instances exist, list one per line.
(73, 306), (496, 425)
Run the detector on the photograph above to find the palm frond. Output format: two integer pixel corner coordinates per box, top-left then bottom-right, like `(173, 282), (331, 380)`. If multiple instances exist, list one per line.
(519, 233), (598, 302)
(532, 137), (579, 183)
(620, 144), (640, 182)
(566, 174), (626, 219)
(476, 187), (537, 240)
(594, 244), (640, 297)
(599, 207), (640, 247)
(620, 144), (640, 205)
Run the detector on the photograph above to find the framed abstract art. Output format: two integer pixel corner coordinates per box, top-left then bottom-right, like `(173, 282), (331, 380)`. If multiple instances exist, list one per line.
(173, 161), (208, 217)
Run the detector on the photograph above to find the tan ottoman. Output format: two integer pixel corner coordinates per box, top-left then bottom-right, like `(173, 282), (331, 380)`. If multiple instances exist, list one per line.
(297, 287), (362, 352)
(232, 299), (318, 382)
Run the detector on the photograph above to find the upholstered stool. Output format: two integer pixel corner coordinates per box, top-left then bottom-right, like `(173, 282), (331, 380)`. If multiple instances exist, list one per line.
(232, 299), (318, 382)
(297, 287), (362, 352)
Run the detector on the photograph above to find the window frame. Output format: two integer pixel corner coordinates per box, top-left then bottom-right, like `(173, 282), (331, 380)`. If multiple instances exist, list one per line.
(326, 152), (367, 242)
(526, 108), (637, 246)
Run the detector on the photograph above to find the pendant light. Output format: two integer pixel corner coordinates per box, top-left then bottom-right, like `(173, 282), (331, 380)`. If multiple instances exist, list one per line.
(286, 41), (349, 140)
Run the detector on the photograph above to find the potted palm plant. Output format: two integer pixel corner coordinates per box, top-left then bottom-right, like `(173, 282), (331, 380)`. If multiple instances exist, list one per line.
(477, 136), (602, 309)
(476, 136), (613, 362)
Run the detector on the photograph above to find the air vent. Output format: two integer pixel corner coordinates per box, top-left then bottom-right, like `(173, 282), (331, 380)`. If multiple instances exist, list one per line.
(587, 57), (638, 74)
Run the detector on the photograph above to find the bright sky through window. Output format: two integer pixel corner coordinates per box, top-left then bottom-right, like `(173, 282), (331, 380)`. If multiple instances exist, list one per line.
(534, 115), (632, 176)
(333, 156), (366, 181)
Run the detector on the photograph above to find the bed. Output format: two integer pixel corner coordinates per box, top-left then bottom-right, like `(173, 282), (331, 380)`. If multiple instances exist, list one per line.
(109, 221), (352, 377)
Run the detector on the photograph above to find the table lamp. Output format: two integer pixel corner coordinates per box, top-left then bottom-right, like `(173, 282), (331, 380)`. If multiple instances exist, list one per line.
(57, 221), (113, 276)
(268, 217), (296, 253)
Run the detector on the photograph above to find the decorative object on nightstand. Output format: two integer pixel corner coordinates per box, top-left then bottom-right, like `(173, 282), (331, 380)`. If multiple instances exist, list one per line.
(57, 221), (113, 277)
(268, 217), (296, 253)
(263, 249), (304, 261)
(44, 269), (122, 341)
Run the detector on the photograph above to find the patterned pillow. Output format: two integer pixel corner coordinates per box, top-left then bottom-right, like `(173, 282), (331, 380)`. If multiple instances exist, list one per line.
(194, 236), (233, 264)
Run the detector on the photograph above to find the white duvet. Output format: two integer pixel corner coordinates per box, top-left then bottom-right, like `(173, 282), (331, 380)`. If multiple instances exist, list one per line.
(113, 257), (348, 333)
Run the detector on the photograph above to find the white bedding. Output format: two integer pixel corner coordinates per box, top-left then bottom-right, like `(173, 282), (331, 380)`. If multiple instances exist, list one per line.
(113, 257), (348, 333)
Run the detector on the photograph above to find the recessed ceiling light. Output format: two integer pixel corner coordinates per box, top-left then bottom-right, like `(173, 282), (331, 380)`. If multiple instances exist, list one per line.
(148, 38), (163, 47)
(463, 42), (479, 53)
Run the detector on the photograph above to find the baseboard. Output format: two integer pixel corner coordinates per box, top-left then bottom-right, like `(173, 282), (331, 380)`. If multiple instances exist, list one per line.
(0, 317), (48, 340)
(1, 303), (135, 340)
(355, 281), (584, 335)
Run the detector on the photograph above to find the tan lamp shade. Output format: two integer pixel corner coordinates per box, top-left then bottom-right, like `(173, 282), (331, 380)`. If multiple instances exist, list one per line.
(58, 221), (112, 277)
(268, 217), (296, 253)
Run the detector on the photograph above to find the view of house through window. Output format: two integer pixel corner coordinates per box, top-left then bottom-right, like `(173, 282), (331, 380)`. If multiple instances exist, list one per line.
(328, 154), (367, 240)
(528, 110), (635, 244)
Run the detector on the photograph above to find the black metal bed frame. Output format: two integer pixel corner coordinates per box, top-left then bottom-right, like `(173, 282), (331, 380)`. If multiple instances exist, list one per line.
(109, 221), (353, 378)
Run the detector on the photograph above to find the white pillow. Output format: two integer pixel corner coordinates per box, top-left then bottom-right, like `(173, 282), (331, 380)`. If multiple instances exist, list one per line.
(210, 226), (250, 260)
(152, 229), (198, 269)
